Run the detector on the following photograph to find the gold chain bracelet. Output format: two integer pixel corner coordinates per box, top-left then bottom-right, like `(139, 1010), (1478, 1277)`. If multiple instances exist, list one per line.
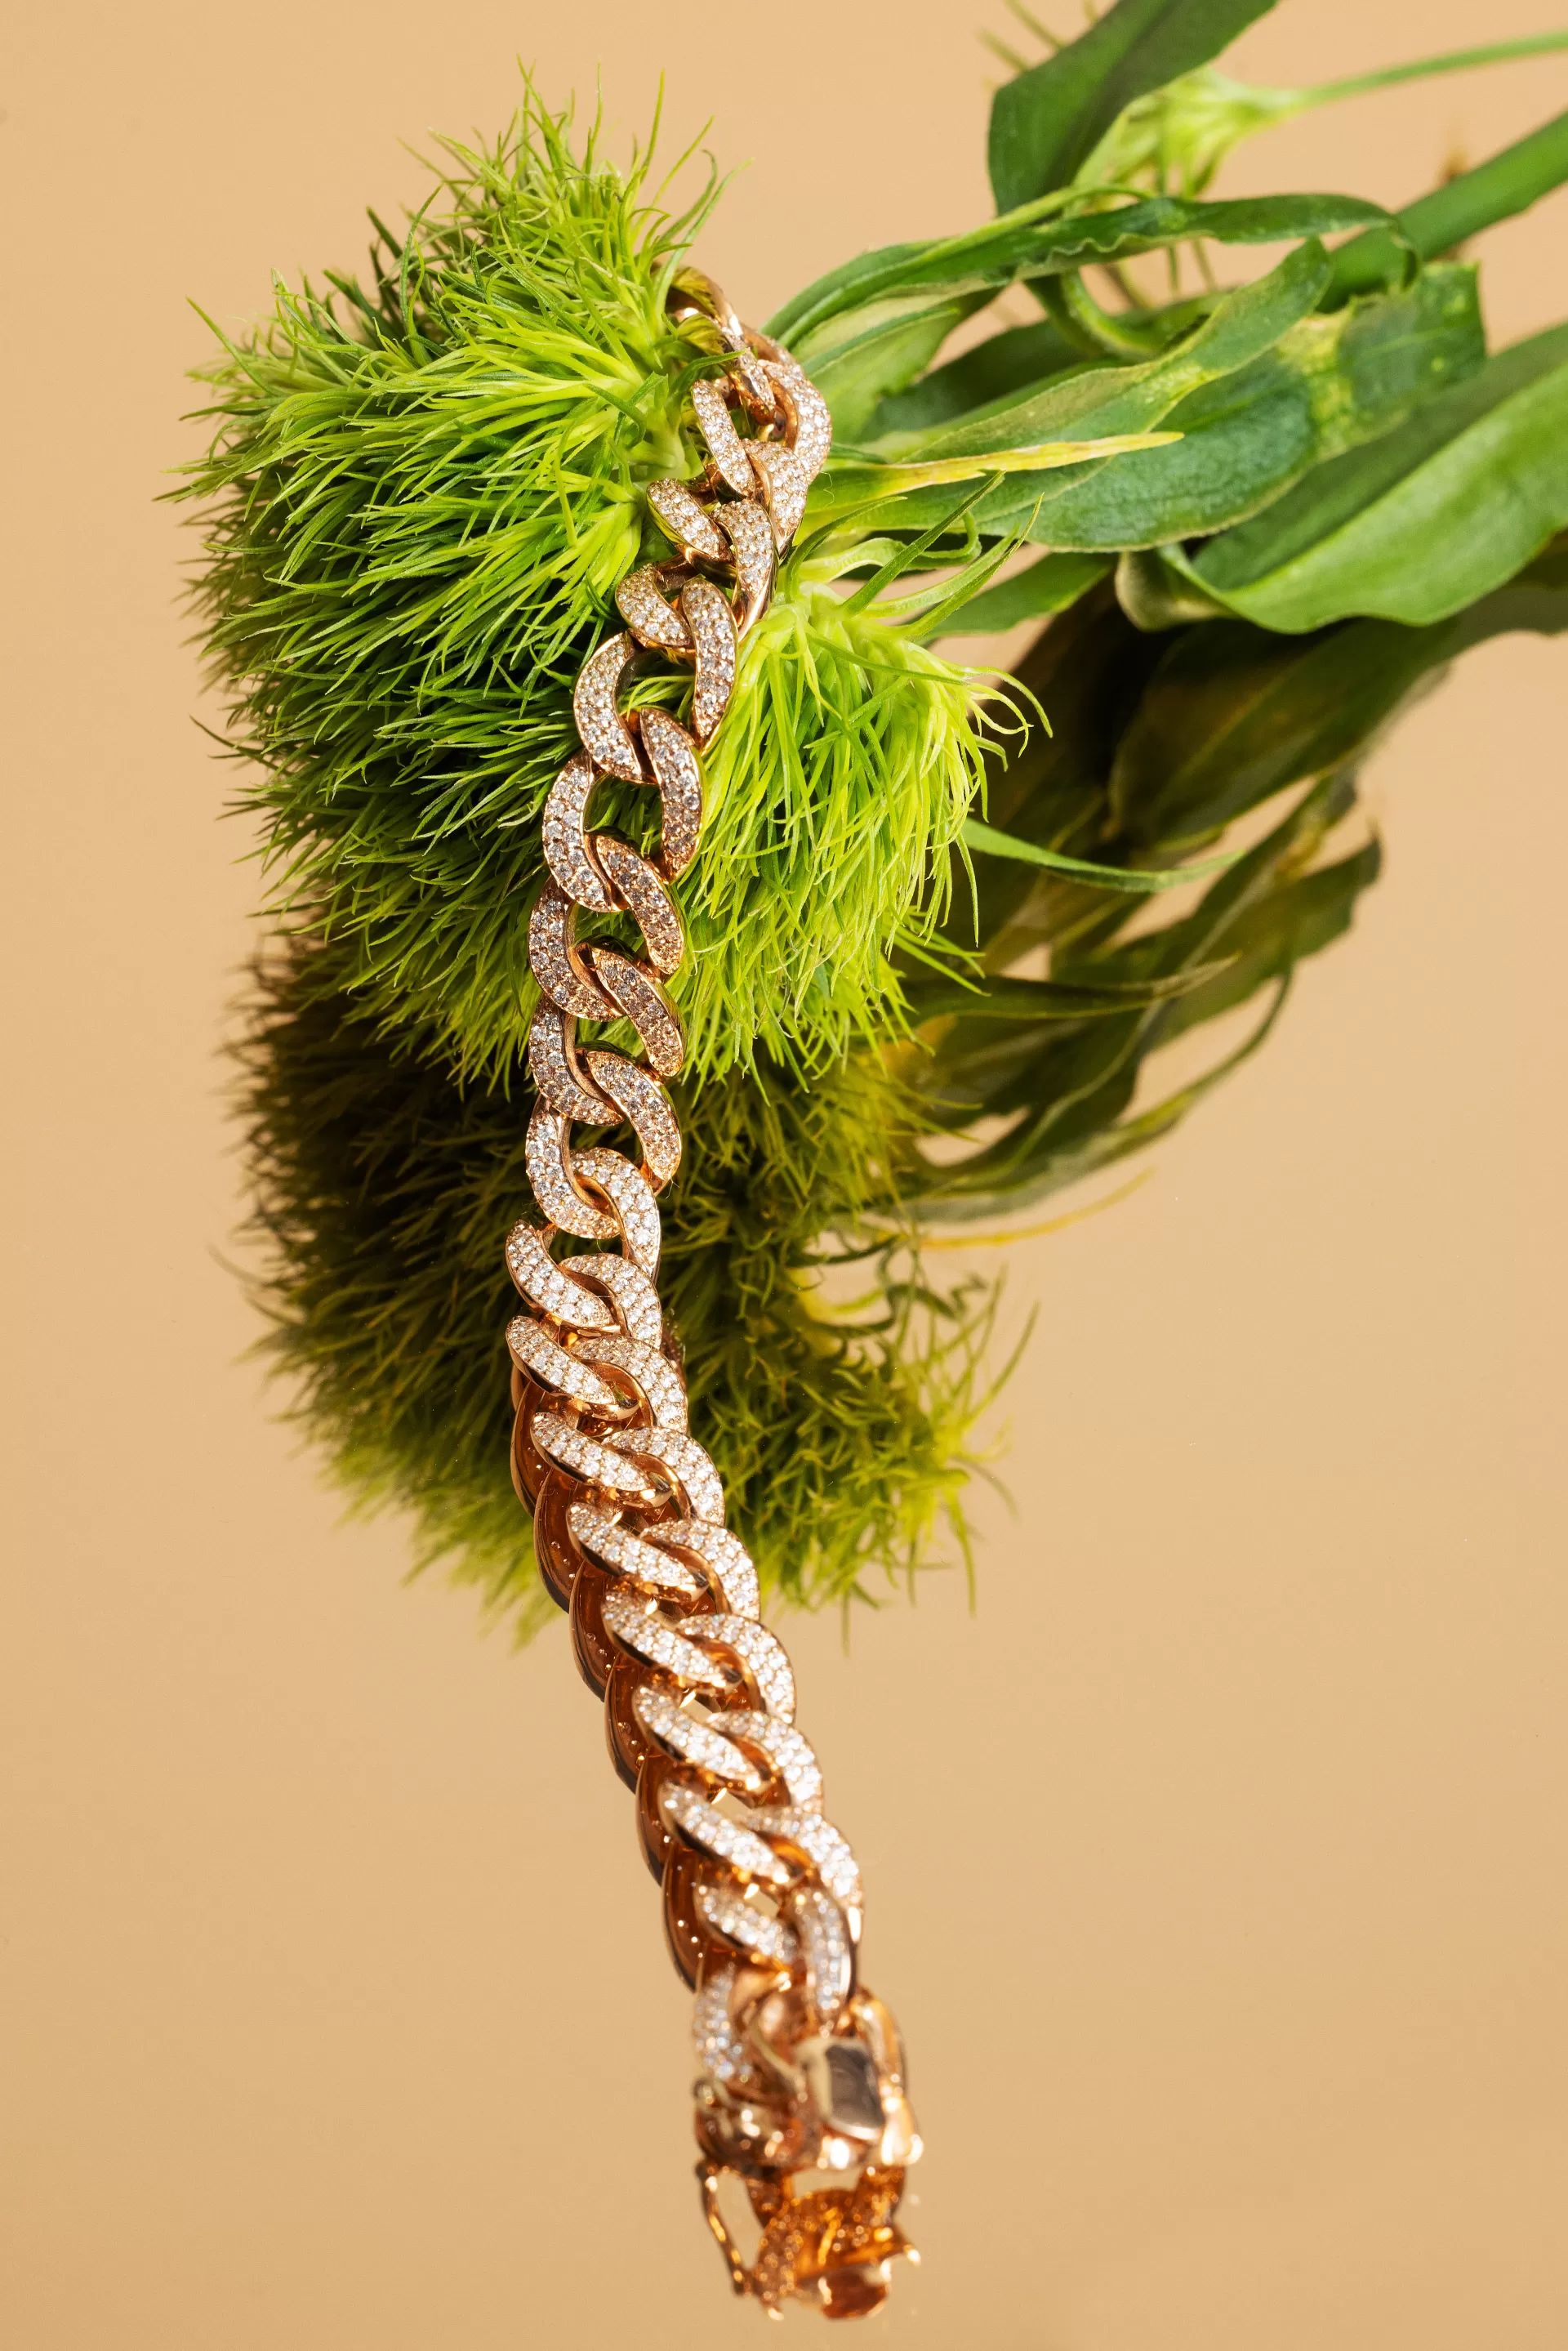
(502, 268), (921, 2319)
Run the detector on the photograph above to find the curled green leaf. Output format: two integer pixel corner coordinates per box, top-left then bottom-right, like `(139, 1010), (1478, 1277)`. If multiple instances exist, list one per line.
(961, 815), (1239, 891)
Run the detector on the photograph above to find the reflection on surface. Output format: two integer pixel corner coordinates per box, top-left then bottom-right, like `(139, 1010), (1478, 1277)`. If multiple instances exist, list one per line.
(234, 549), (1565, 1623)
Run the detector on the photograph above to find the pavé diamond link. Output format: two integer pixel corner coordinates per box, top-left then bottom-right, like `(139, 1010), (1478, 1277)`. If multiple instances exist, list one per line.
(571, 1504), (708, 1597)
(634, 1686), (768, 1791)
(616, 562), (694, 652)
(697, 1881), (800, 1965)
(505, 1223), (617, 1332)
(501, 272), (919, 2316)
(639, 708), (704, 877)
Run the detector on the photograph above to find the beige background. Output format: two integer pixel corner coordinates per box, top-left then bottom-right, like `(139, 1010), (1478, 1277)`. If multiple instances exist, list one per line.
(4, 3), (1567, 2344)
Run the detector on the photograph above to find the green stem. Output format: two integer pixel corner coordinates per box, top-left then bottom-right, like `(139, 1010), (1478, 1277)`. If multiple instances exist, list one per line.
(1304, 33), (1568, 109)
(1324, 109), (1568, 303)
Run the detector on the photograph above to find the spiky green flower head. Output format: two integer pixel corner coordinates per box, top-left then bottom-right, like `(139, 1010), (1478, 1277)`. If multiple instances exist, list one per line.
(185, 83), (987, 1085)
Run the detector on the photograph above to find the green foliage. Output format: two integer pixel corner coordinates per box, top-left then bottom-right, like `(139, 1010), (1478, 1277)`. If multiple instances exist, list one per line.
(231, 550), (1568, 1613)
(904, 560), (1568, 1216)
(1323, 109), (1568, 305)
(773, 189), (1387, 352)
(238, 942), (1001, 1624)
(987, 0), (1276, 212)
(205, 11), (1568, 1623)
(185, 94), (702, 1078)
(1156, 328), (1568, 629)
(1076, 39), (1568, 205)
(999, 266), (1484, 552)
(1107, 542), (1568, 843)
(184, 88), (992, 1085)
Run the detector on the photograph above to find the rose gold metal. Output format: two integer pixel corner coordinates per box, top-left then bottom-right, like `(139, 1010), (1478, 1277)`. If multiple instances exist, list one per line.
(501, 276), (920, 2317)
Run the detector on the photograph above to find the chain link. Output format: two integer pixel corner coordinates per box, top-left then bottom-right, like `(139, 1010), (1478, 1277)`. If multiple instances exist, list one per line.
(503, 268), (920, 2318)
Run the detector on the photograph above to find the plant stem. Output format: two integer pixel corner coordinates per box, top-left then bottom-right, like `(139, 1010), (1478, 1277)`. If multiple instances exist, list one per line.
(1304, 33), (1568, 110)
(1324, 109), (1568, 303)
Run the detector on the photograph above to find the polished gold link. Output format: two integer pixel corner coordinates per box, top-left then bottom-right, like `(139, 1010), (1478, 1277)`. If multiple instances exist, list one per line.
(503, 281), (917, 2318)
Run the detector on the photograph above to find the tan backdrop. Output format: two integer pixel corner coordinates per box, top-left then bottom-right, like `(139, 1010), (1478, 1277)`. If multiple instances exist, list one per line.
(3, 3), (1566, 2344)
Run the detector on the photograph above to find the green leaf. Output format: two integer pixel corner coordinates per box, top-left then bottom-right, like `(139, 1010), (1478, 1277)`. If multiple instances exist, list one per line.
(987, 0), (1279, 212)
(919, 982), (1289, 1219)
(890, 242), (1327, 460)
(808, 433), (1179, 535)
(838, 243), (1327, 536)
(941, 551), (1113, 634)
(1110, 546), (1568, 844)
(795, 290), (991, 444)
(1152, 844), (1381, 1042)
(917, 774), (1355, 1214)
(993, 262), (1484, 552)
(865, 319), (1083, 442)
(906, 962), (1235, 1022)
(769, 189), (1383, 346)
(962, 815), (1238, 892)
(1169, 323), (1568, 629)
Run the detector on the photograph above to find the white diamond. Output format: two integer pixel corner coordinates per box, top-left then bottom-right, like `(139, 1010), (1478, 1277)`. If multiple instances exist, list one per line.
(697, 1883), (798, 1965)
(506, 1317), (621, 1409)
(663, 1782), (792, 1886)
(602, 1589), (730, 1693)
(571, 1332), (688, 1433)
(568, 1505), (706, 1599)
(615, 564), (693, 651)
(603, 1427), (723, 1523)
(590, 836), (684, 977)
(504, 1224), (616, 1331)
(572, 635), (644, 783)
(532, 1412), (661, 1500)
(541, 752), (612, 911)
(750, 1809), (862, 1919)
(556, 1252), (663, 1349)
(584, 947), (684, 1077)
(528, 882), (616, 1018)
(580, 1053), (682, 1189)
(634, 1687), (767, 1792)
(646, 478), (728, 563)
(526, 1104), (616, 1242)
(693, 1965), (747, 2083)
(570, 1149), (662, 1277)
(639, 708), (704, 878)
(680, 578), (737, 746)
(645, 1521), (758, 1620)
(692, 377), (759, 497)
(786, 1885), (854, 2018)
(719, 1713), (822, 1809)
(528, 1004), (614, 1126)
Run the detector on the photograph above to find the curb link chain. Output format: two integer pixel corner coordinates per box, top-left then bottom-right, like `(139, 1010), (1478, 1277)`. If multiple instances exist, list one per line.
(503, 268), (921, 2320)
